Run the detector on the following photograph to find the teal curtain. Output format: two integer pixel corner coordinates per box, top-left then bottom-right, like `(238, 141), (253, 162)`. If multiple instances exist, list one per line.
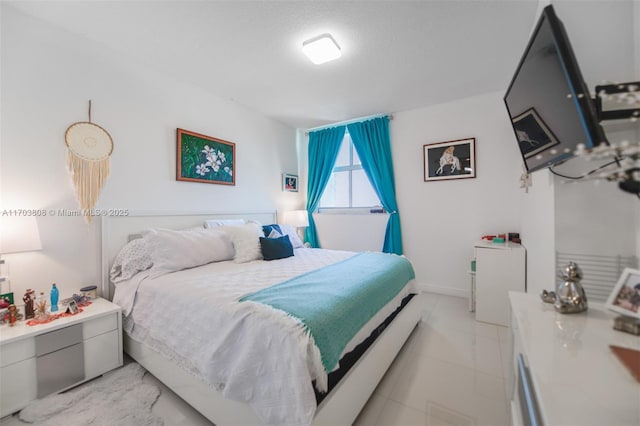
(347, 117), (403, 254)
(305, 126), (346, 247)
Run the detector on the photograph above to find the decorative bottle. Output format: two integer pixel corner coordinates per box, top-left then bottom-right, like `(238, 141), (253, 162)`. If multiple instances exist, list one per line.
(35, 292), (47, 318)
(50, 283), (59, 312)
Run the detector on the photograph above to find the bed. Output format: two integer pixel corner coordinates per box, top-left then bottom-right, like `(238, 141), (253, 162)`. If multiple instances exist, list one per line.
(101, 211), (424, 425)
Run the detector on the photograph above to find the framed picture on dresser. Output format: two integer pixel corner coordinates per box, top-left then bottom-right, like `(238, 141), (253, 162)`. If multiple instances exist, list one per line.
(605, 268), (640, 319)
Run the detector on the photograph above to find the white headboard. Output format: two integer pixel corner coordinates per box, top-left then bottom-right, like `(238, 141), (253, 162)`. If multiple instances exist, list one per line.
(100, 210), (277, 300)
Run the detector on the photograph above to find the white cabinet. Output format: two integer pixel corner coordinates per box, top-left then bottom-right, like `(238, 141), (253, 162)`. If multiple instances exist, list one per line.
(474, 241), (525, 326)
(0, 298), (122, 417)
(508, 292), (640, 425)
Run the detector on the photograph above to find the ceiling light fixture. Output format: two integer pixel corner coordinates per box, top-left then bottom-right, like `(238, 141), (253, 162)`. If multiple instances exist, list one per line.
(302, 33), (341, 65)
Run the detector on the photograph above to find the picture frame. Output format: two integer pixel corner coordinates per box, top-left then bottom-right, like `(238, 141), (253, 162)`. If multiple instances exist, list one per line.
(0, 292), (14, 306)
(423, 137), (476, 182)
(177, 128), (235, 185)
(67, 299), (79, 314)
(283, 173), (298, 192)
(511, 108), (560, 159)
(605, 268), (640, 319)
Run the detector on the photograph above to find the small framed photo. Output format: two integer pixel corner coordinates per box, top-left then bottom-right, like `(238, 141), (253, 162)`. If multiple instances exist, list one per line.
(605, 268), (640, 319)
(67, 299), (79, 314)
(283, 173), (298, 192)
(424, 137), (476, 182)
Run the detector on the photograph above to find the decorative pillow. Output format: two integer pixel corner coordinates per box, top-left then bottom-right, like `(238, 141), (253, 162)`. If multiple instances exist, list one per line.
(262, 224), (282, 237)
(260, 235), (294, 261)
(110, 238), (154, 283)
(204, 218), (246, 228)
(262, 223), (304, 248)
(145, 227), (234, 273)
(219, 222), (264, 263)
(280, 224), (304, 248)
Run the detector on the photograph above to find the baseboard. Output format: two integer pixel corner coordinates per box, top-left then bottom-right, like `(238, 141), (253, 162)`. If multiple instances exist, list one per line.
(414, 282), (468, 299)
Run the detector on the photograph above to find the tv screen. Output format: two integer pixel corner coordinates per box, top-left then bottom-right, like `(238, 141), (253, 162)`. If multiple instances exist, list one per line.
(504, 5), (607, 173)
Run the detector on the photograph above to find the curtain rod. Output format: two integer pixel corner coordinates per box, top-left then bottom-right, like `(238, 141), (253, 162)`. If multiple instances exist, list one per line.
(304, 113), (394, 136)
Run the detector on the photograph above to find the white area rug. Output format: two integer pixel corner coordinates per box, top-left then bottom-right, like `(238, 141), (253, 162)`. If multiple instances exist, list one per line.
(19, 363), (163, 426)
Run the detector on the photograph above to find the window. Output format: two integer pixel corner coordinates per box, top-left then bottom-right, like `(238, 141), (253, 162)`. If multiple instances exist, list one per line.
(319, 130), (381, 209)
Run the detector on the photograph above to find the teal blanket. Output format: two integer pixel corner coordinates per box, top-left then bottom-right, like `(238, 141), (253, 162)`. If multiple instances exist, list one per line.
(240, 252), (415, 372)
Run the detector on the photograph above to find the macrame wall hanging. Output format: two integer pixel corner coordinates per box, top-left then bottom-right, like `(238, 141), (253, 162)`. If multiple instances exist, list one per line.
(64, 101), (113, 223)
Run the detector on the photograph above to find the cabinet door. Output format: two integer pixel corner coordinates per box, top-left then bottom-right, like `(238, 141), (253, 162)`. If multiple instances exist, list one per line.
(476, 247), (525, 326)
(0, 357), (37, 417)
(84, 329), (121, 379)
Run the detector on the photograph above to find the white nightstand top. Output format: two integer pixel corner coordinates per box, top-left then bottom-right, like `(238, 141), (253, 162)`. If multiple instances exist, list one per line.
(0, 298), (121, 345)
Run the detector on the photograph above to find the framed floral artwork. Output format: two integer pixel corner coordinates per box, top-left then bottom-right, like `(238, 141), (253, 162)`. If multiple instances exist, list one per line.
(177, 128), (235, 185)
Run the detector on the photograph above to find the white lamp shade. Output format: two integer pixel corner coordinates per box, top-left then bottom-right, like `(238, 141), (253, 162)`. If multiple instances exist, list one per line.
(284, 210), (309, 228)
(302, 33), (341, 65)
(0, 216), (43, 254)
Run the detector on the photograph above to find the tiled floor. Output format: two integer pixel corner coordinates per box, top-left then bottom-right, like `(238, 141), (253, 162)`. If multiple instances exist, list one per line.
(1, 293), (513, 426)
(353, 293), (512, 426)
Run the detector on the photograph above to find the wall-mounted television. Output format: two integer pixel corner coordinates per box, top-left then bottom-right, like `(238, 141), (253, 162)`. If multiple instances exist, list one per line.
(504, 5), (608, 173)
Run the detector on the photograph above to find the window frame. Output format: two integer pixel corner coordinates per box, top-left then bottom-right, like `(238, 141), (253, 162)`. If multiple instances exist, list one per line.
(318, 131), (382, 212)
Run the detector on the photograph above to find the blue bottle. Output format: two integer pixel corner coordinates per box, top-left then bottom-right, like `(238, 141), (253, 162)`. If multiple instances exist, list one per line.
(50, 283), (59, 312)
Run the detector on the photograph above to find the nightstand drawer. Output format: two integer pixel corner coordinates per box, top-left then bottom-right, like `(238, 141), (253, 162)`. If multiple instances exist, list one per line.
(83, 313), (117, 339)
(35, 324), (82, 357)
(0, 338), (36, 367)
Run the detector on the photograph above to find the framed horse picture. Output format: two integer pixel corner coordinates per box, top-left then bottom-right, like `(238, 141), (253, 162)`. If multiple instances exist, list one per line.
(423, 138), (476, 182)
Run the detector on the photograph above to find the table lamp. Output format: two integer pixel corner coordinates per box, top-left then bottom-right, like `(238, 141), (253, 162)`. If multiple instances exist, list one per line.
(0, 216), (43, 293)
(283, 210), (309, 242)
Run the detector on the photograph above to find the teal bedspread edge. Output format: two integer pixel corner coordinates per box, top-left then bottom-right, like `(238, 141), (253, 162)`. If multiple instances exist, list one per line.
(239, 252), (415, 372)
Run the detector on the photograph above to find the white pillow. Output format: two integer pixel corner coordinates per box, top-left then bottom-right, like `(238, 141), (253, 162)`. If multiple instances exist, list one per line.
(110, 238), (153, 283)
(219, 223), (264, 263)
(204, 218), (246, 228)
(146, 227), (234, 273)
(280, 224), (304, 248)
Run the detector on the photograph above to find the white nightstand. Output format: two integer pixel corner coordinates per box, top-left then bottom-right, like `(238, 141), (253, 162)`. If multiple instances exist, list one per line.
(0, 298), (123, 417)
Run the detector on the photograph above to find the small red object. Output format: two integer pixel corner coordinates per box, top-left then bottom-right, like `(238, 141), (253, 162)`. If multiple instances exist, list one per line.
(482, 235), (495, 240)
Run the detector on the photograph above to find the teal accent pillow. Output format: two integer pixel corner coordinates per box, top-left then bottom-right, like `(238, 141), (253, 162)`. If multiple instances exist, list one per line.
(259, 235), (294, 261)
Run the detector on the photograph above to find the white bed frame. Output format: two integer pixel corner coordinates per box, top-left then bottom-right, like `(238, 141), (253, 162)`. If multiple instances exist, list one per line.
(101, 211), (424, 425)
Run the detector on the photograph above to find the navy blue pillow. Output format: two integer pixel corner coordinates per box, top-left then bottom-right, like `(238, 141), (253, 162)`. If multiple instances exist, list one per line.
(262, 224), (283, 237)
(259, 235), (294, 261)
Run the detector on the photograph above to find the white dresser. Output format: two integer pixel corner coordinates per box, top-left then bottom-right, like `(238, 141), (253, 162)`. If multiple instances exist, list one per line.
(0, 298), (122, 417)
(474, 241), (526, 326)
(509, 292), (640, 426)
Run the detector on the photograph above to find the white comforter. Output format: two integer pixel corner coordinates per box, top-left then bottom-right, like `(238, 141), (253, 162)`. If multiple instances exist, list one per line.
(113, 248), (412, 425)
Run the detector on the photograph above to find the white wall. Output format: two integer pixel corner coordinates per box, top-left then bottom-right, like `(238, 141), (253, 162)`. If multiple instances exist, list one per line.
(521, 0), (640, 296)
(391, 91), (524, 296)
(304, 1), (639, 300)
(0, 5), (300, 300)
(550, 0), (639, 273)
(313, 213), (388, 252)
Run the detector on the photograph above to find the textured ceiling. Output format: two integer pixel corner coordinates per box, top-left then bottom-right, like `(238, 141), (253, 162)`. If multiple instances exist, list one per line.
(7, 1), (541, 129)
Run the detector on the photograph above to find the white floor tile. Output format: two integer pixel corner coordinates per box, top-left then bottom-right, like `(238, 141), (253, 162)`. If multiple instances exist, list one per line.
(416, 326), (504, 377)
(353, 392), (388, 426)
(375, 399), (428, 426)
(390, 355), (509, 426)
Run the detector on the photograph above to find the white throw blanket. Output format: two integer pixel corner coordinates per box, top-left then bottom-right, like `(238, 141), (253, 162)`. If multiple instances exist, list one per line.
(113, 248), (412, 425)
